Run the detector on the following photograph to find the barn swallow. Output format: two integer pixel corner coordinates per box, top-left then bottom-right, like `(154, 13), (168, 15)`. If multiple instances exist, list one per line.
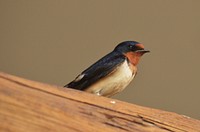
(64, 41), (149, 97)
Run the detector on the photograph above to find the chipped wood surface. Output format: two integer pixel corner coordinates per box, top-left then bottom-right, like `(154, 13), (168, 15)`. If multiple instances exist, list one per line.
(0, 72), (200, 132)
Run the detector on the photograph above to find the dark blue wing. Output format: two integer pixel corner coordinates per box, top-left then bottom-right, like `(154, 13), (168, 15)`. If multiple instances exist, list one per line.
(64, 51), (125, 90)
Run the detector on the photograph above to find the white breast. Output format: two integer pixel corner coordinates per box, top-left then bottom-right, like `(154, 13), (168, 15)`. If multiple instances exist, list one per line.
(85, 60), (136, 97)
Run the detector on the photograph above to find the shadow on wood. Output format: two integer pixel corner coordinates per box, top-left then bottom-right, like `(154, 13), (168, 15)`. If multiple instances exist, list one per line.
(0, 72), (199, 132)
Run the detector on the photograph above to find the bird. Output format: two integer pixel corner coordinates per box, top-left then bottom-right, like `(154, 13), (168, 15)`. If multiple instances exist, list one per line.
(64, 41), (149, 97)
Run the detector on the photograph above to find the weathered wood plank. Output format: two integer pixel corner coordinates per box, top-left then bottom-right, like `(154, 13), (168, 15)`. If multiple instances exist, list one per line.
(0, 72), (199, 132)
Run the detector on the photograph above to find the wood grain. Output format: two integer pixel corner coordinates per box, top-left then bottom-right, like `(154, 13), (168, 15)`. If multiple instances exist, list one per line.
(0, 72), (199, 132)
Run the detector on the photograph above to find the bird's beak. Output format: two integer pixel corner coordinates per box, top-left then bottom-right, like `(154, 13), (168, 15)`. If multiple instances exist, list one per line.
(135, 49), (150, 53)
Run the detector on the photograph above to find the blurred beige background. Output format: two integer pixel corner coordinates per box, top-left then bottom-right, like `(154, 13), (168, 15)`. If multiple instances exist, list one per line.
(0, 1), (200, 119)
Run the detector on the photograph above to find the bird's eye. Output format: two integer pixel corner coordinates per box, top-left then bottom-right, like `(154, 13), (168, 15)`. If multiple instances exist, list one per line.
(129, 45), (133, 49)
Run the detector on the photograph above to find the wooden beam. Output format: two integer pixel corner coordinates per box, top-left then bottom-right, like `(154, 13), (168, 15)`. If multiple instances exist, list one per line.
(0, 72), (199, 132)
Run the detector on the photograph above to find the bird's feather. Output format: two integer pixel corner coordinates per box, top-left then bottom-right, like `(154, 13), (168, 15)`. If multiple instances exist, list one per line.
(64, 51), (125, 90)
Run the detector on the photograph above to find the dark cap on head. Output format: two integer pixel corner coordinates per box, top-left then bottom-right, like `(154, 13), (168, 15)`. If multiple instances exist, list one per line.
(114, 41), (150, 53)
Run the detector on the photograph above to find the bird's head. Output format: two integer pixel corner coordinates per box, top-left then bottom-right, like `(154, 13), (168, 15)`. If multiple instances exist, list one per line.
(114, 41), (149, 54)
(114, 41), (150, 65)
